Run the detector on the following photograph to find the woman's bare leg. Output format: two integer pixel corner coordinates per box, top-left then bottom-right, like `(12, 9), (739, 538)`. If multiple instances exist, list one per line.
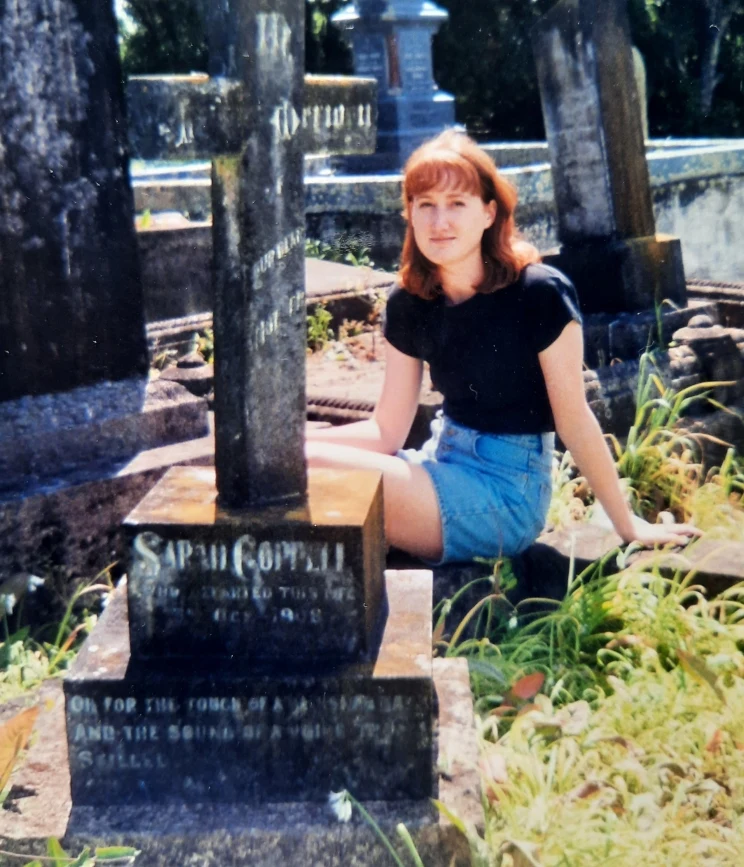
(306, 441), (443, 561)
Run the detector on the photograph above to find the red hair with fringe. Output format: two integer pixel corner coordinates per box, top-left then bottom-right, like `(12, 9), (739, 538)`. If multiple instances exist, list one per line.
(398, 131), (540, 299)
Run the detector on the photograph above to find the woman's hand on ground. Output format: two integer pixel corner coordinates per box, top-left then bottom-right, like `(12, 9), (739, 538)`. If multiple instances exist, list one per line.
(620, 518), (703, 549)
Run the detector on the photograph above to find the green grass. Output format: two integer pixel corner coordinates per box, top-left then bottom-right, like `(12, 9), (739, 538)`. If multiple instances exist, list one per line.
(551, 352), (735, 529)
(306, 237), (375, 269)
(6, 351), (744, 865)
(0, 570), (113, 703)
(431, 353), (744, 865)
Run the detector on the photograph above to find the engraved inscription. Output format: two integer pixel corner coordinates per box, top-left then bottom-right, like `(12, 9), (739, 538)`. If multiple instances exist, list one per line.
(358, 104), (372, 129)
(174, 99), (195, 148)
(133, 533), (346, 581)
(287, 289), (304, 315)
(272, 100), (302, 142)
(356, 37), (387, 84)
(252, 227), (304, 283)
(302, 103), (373, 132)
(400, 32), (432, 89)
(76, 749), (168, 771)
(69, 692), (423, 755)
(131, 531), (354, 633)
(67, 686), (430, 797)
(251, 310), (280, 350)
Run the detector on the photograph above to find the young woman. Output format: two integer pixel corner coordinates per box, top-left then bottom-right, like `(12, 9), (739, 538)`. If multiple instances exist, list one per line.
(306, 131), (699, 564)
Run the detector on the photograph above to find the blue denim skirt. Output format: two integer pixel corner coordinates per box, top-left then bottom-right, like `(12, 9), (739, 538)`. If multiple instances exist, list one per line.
(397, 413), (554, 564)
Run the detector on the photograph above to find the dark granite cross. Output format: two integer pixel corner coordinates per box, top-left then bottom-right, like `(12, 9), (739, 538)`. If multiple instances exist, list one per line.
(125, 2), (376, 509)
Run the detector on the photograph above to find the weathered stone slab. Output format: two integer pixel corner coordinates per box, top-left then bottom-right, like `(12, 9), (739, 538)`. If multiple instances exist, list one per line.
(0, 431), (213, 600)
(64, 570), (432, 806)
(0, 380), (207, 496)
(303, 75), (377, 156)
(530, 526), (744, 602)
(138, 223), (213, 321)
(532, 0), (654, 244)
(0, 0), (147, 401)
(124, 466), (384, 663)
(542, 234), (687, 313)
(126, 75), (245, 161)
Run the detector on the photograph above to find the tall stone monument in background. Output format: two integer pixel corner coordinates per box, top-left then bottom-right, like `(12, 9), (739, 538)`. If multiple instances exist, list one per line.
(0, 0), (146, 402)
(0, 0), (207, 582)
(332, 0), (456, 170)
(532, 0), (687, 313)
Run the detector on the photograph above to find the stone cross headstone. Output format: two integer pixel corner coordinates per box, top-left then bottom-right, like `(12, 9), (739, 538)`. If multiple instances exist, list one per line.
(532, 0), (687, 313)
(332, 0), (456, 170)
(126, 70), (377, 509)
(64, 0), (433, 809)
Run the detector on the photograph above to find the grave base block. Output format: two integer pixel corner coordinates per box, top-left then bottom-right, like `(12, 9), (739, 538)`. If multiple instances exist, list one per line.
(543, 233), (687, 313)
(1, 650), (478, 867)
(124, 466), (385, 662)
(64, 570), (433, 806)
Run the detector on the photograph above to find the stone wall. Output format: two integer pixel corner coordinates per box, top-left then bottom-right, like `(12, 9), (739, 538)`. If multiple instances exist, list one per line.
(132, 140), (744, 321)
(304, 141), (744, 277)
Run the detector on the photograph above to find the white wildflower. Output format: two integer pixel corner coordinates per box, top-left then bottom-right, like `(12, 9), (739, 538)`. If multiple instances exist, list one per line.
(26, 575), (45, 592)
(0, 593), (17, 616)
(328, 790), (352, 823)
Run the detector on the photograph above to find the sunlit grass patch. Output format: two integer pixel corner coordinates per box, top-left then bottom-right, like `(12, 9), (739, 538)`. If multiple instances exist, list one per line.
(481, 657), (744, 865)
(549, 352), (736, 530)
(438, 559), (744, 864)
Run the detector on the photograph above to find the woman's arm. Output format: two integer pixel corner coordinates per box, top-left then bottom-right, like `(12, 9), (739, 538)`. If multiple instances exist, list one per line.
(306, 343), (424, 455)
(540, 322), (699, 546)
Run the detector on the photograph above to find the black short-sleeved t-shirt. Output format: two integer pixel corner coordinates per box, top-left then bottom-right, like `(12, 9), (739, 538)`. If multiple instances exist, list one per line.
(383, 263), (582, 434)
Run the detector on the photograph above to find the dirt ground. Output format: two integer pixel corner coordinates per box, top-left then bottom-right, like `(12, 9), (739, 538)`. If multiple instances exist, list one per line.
(306, 329), (440, 410)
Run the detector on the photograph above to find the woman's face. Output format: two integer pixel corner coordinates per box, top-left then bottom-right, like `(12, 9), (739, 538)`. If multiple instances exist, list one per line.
(410, 185), (496, 270)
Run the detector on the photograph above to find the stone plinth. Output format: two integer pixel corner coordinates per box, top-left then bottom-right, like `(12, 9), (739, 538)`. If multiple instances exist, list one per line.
(543, 234), (687, 313)
(1, 659), (478, 867)
(124, 466), (385, 663)
(0, 0), (147, 401)
(65, 570), (432, 806)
